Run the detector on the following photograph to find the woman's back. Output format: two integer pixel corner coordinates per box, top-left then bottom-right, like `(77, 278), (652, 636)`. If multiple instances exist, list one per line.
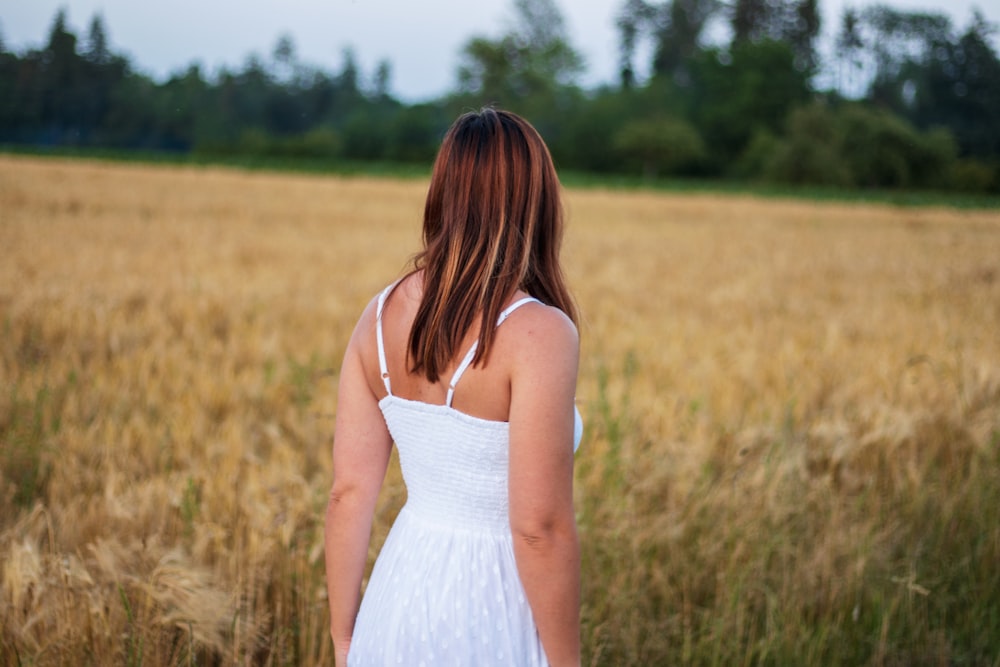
(376, 275), (542, 530)
(363, 273), (523, 422)
(345, 277), (560, 665)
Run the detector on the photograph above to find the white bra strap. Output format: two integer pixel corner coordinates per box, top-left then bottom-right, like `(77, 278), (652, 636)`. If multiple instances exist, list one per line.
(375, 284), (395, 395)
(445, 297), (541, 407)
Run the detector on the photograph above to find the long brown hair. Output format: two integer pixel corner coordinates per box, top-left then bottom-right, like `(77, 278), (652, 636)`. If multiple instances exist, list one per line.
(406, 108), (577, 382)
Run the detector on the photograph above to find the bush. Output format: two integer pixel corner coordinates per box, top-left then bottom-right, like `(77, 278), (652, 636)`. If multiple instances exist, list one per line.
(834, 105), (957, 189)
(285, 127), (341, 159)
(757, 104), (852, 186)
(195, 127), (342, 160)
(908, 127), (958, 189)
(735, 103), (962, 190)
(612, 115), (706, 179)
(948, 158), (998, 194)
(733, 129), (780, 179)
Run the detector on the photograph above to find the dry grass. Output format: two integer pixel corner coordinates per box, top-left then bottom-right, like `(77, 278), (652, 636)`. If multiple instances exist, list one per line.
(1, 154), (998, 665)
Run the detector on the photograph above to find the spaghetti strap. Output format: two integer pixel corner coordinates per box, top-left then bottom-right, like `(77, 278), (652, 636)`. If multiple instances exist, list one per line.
(445, 297), (541, 407)
(375, 283), (396, 395)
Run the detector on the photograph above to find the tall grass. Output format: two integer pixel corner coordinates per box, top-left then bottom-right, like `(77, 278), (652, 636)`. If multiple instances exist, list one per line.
(1, 155), (998, 665)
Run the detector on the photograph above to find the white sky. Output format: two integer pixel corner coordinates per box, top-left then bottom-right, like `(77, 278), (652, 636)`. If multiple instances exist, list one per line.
(1, 0), (998, 102)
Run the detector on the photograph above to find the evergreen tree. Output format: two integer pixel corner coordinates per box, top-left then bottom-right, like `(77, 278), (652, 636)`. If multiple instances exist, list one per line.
(373, 60), (392, 100)
(41, 9), (84, 141)
(85, 14), (110, 65)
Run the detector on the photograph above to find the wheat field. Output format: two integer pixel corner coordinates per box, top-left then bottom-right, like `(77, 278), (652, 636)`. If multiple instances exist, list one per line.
(1, 154), (998, 665)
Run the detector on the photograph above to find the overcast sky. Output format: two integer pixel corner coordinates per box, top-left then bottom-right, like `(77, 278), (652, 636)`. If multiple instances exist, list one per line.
(2, 0), (998, 102)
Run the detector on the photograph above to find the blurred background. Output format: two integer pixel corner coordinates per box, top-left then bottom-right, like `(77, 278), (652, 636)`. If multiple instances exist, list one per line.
(1, 0), (999, 192)
(3, 2), (1000, 664)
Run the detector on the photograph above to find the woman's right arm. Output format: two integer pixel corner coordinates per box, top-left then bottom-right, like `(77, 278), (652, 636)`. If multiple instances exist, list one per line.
(508, 306), (581, 667)
(325, 304), (393, 666)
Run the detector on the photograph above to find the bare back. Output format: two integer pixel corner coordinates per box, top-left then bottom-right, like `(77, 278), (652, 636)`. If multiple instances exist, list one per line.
(361, 271), (538, 423)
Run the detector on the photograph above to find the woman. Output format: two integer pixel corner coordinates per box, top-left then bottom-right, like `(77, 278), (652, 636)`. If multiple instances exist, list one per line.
(324, 108), (581, 667)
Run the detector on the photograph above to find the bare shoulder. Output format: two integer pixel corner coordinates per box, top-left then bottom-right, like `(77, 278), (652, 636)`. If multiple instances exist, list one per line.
(510, 300), (577, 340)
(351, 276), (414, 340)
(348, 293), (380, 349)
(502, 301), (579, 371)
(342, 290), (387, 384)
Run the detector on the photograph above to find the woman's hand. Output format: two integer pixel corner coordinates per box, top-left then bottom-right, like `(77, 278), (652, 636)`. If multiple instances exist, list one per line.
(334, 638), (351, 667)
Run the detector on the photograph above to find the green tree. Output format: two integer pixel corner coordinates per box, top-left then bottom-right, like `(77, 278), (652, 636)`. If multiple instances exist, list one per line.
(654, 0), (723, 83)
(270, 33), (298, 85)
(858, 5), (953, 107)
(155, 65), (211, 149)
(452, 0), (584, 151)
(0, 23), (19, 136)
(560, 87), (636, 171)
(615, 0), (721, 86)
(788, 0), (821, 72)
(40, 9), (85, 141)
(373, 59), (392, 100)
(730, 0), (821, 72)
(102, 71), (159, 147)
(385, 103), (448, 163)
(342, 110), (387, 160)
(834, 7), (866, 97)
(455, 0), (583, 105)
(84, 14), (110, 64)
(457, 36), (518, 102)
(688, 40), (811, 173)
(905, 11), (1000, 159)
(82, 14), (127, 143)
(615, 0), (654, 87)
(338, 47), (360, 99)
(730, 0), (769, 43)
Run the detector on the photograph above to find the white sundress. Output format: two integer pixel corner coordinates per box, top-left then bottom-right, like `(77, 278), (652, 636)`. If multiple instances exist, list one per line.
(347, 285), (582, 666)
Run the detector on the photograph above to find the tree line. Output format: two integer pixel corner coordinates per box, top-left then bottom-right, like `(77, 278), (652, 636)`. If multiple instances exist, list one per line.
(2, 0), (999, 192)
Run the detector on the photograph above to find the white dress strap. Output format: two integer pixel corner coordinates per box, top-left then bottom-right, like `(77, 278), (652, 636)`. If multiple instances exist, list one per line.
(496, 297), (540, 326)
(445, 297), (541, 407)
(375, 283), (396, 395)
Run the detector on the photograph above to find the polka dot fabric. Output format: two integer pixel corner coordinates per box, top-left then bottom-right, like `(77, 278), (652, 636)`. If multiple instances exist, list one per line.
(347, 396), (550, 666)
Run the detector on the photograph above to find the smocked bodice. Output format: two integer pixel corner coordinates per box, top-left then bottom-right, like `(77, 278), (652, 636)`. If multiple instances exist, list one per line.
(379, 396), (513, 532)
